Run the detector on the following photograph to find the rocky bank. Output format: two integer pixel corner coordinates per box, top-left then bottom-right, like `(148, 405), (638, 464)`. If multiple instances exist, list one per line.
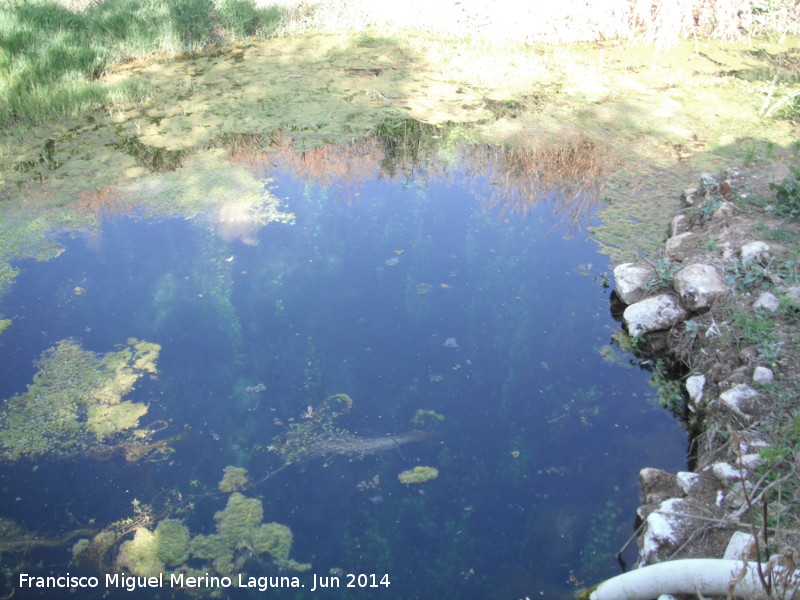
(610, 161), (800, 581)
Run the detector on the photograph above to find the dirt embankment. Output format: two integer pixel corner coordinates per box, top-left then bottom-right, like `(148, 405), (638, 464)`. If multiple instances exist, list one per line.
(611, 160), (800, 577)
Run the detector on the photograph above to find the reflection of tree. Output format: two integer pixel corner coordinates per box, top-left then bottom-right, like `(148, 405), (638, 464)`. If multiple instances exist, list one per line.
(228, 132), (384, 190)
(462, 138), (607, 226)
(73, 185), (132, 219)
(226, 118), (448, 191)
(224, 121), (606, 228)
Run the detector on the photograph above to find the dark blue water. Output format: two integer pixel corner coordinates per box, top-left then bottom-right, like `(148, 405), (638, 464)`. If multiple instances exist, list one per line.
(0, 161), (686, 599)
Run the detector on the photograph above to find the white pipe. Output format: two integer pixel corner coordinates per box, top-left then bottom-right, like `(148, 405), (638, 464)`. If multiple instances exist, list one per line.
(588, 559), (799, 600)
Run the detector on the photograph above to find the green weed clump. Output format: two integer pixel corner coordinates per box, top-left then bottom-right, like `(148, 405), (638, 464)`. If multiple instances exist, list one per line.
(770, 167), (800, 222)
(0, 0), (285, 128)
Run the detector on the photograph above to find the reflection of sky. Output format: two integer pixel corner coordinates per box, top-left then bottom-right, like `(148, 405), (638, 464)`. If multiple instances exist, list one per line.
(0, 166), (685, 600)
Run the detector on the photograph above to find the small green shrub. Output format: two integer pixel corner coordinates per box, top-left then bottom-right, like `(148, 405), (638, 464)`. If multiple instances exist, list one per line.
(769, 167), (800, 222)
(645, 256), (679, 291)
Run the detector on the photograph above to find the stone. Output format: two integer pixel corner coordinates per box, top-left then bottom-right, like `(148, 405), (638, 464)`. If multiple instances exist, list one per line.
(719, 180), (735, 200)
(718, 384), (761, 418)
(639, 468), (682, 505)
(685, 374), (706, 407)
(740, 241), (771, 263)
(613, 262), (655, 305)
(623, 294), (689, 336)
(711, 462), (747, 482)
(665, 232), (692, 254)
(753, 366), (774, 383)
(670, 214), (689, 236)
(723, 532), (756, 561)
(738, 435), (769, 454)
(784, 284), (800, 309)
(753, 291), (779, 312)
(712, 201), (736, 219)
(676, 471), (699, 495)
(680, 187), (701, 207)
(737, 453), (761, 469)
(640, 498), (693, 564)
(672, 264), (728, 311)
(718, 241), (734, 261)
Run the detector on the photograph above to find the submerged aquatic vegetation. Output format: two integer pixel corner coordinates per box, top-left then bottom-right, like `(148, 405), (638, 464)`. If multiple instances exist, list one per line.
(0, 338), (162, 461)
(152, 495), (305, 578)
(218, 465), (249, 493)
(397, 465), (439, 484)
(267, 393), (432, 469)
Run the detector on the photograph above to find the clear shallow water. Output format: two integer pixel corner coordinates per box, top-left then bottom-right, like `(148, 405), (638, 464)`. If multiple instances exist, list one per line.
(0, 160), (686, 599)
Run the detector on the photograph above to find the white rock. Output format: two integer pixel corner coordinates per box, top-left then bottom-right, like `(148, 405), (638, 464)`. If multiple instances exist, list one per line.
(737, 453), (761, 469)
(719, 384), (761, 418)
(713, 201), (736, 219)
(665, 232), (692, 254)
(753, 366), (774, 383)
(681, 187), (700, 207)
(738, 437), (769, 454)
(641, 498), (685, 564)
(784, 284), (800, 308)
(685, 374), (706, 406)
(672, 264), (728, 311)
(613, 262), (655, 305)
(670, 214), (689, 236)
(723, 532), (756, 560)
(676, 471), (699, 494)
(623, 294), (689, 336)
(712, 462), (746, 482)
(740, 241), (771, 262)
(753, 291), (779, 312)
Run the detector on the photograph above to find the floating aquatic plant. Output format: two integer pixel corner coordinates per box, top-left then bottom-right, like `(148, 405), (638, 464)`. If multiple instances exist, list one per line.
(0, 338), (163, 462)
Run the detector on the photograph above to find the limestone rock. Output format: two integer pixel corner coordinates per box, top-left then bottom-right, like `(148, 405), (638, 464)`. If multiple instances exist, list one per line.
(712, 201), (736, 220)
(737, 453), (761, 469)
(640, 498), (695, 564)
(665, 232), (692, 254)
(711, 462), (747, 482)
(753, 366), (774, 383)
(676, 471), (699, 495)
(613, 262), (655, 305)
(670, 214), (689, 236)
(672, 264), (728, 311)
(718, 384), (761, 418)
(753, 291), (779, 312)
(784, 284), (800, 309)
(680, 188), (701, 207)
(740, 241), (771, 263)
(623, 294), (689, 336)
(639, 468), (682, 505)
(685, 374), (706, 407)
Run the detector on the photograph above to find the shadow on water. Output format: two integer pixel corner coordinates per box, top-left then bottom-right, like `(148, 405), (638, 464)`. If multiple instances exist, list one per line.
(0, 119), (687, 600)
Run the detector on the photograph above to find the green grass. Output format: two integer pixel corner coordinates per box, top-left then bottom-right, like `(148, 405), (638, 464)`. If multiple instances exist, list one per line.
(0, 0), (285, 128)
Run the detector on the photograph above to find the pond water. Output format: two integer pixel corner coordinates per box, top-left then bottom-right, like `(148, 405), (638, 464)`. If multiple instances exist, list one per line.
(0, 146), (686, 599)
